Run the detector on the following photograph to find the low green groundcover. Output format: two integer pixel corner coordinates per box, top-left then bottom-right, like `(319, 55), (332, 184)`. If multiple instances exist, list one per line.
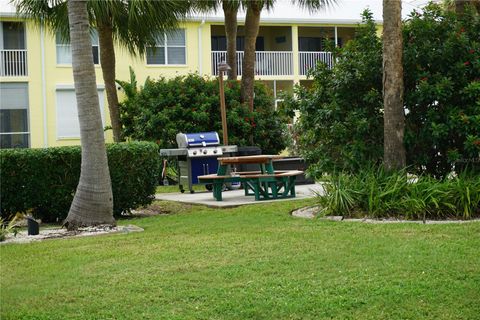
(1, 200), (479, 319)
(318, 167), (480, 220)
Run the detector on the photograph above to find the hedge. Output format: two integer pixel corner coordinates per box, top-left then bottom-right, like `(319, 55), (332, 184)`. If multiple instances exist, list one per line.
(0, 142), (159, 222)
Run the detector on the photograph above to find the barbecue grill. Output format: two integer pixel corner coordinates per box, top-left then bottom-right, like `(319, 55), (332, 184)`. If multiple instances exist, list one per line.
(160, 132), (237, 193)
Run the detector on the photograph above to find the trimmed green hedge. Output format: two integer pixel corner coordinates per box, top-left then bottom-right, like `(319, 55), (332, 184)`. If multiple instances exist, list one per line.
(0, 142), (159, 222)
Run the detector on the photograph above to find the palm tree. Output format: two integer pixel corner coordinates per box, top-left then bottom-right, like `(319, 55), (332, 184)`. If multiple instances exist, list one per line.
(223, 0), (241, 80)
(382, 0), (406, 170)
(15, 0), (191, 142)
(195, 0), (241, 80)
(240, 0), (264, 111)
(64, 0), (114, 229)
(240, 0), (335, 111)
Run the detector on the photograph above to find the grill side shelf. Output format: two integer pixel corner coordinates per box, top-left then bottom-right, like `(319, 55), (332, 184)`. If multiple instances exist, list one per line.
(159, 149), (188, 157)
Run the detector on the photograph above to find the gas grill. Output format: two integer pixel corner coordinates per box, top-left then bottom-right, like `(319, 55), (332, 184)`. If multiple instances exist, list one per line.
(160, 132), (237, 193)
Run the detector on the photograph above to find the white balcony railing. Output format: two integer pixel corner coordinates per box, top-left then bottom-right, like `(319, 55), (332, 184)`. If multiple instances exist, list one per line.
(212, 51), (293, 76)
(299, 51), (333, 75)
(1, 50), (28, 77)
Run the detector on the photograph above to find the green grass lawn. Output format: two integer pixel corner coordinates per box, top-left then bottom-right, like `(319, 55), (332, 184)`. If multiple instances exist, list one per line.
(156, 184), (206, 193)
(1, 199), (480, 320)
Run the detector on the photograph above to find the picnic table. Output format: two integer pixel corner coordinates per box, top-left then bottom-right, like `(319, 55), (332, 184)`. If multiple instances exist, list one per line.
(198, 155), (303, 201)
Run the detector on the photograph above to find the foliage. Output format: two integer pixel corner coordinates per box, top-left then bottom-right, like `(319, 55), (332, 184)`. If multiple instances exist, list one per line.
(2, 200), (480, 319)
(118, 72), (288, 154)
(283, 5), (480, 178)
(0, 142), (159, 222)
(0, 215), (21, 242)
(14, 0), (192, 55)
(282, 10), (383, 175)
(318, 167), (480, 219)
(403, 4), (480, 176)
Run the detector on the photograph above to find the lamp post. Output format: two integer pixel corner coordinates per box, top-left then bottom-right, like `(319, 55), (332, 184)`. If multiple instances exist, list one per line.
(218, 62), (231, 146)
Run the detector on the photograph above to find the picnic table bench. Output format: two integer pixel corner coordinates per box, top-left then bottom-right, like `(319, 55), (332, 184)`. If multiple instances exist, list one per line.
(198, 155), (303, 201)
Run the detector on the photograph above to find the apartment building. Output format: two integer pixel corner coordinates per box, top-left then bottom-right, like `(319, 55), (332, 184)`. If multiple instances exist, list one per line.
(0, 1), (384, 149)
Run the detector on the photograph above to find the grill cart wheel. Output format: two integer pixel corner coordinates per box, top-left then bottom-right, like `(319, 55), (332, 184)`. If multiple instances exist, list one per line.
(205, 184), (213, 191)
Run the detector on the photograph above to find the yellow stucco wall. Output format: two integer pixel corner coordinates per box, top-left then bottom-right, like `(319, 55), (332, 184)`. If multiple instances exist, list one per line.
(1, 18), (382, 148)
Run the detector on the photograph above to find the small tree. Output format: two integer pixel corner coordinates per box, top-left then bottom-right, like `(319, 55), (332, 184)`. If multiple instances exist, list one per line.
(283, 5), (480, 178)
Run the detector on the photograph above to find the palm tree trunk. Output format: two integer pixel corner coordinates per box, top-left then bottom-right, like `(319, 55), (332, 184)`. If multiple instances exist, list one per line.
(240, 2), (262, 112)
(455, 0), (480, 14)
(64, 0), (115, 230)
(98, 22), (123, 142)
(382, 0), (406, 171)
(223, 2), (238, 80)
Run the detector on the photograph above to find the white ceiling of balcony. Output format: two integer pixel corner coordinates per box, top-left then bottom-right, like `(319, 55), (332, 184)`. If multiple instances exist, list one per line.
(1, 0), (434, 22)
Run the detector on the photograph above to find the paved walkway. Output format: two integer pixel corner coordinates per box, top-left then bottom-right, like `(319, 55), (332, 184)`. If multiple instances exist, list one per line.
(155, 183), (324, 208)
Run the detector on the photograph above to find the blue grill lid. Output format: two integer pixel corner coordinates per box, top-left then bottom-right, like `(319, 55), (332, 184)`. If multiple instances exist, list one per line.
(176, 132), (220, 148)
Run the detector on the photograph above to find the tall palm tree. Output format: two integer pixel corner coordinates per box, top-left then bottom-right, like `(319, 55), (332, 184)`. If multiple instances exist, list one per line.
(15, 0), (191, 142)
(64, 0), (114, 229)
(240, 0), (264, 111)
(240, 0), (335, 111)
(223, 0), (240, 80)
(382, 0), (406, 170)
(194, 0), (241, 79)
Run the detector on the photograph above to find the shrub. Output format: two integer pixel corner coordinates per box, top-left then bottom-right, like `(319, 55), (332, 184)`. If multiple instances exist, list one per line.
(0, 142), (159, 222)
(318, 167), (480, 220)
(283, 5), (480, 178)
(282, 10), (383, 176)
(118, 71), (287, 154)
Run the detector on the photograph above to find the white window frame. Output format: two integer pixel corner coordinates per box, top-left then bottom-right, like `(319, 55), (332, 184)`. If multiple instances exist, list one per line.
(146, 29), (186, 66)
(55, 30), (100, 66)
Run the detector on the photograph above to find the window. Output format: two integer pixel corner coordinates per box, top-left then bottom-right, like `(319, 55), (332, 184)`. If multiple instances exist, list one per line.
(56, 88), (105, 139)
(56, 30), (99, 65)
(2, 22), (26, 49)
(146, 29), (186, 65)
(0, 83), (29, 148)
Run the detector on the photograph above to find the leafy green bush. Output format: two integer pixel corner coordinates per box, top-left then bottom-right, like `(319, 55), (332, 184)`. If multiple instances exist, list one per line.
(0, 142), (159, 222)
(284, 5), (480, 178)
(319, 167), (480, 220)
(282, 11), (383, 175)
(118, 70), (287, 154)
(403, 5), (480, 176)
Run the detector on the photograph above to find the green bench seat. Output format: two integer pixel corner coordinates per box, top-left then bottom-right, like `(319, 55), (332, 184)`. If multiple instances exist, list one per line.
(198, 170), (303, 201)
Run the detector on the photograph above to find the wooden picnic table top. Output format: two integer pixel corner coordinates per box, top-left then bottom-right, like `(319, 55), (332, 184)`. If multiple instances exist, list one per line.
(217, 155), (283, 165)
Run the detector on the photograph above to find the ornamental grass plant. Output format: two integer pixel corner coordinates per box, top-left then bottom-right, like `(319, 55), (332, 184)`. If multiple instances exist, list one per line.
(318, 167), (480, 220)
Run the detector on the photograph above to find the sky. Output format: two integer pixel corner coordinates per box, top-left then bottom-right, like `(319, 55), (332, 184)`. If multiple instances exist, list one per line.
(1, 0), (436, 22)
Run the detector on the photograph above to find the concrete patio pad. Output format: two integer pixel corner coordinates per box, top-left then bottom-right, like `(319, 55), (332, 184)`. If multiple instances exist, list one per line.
(155, 183), (324, 208)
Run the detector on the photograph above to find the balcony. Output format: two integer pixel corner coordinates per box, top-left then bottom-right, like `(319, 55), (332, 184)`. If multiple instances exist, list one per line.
(1, 49), (28, 77)
(212, 50), (335, 77)
(212, 51), (293, 76)
(299, 51), (333, 75)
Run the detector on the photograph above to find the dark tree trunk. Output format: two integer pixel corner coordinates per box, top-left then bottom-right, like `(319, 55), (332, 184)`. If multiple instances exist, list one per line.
(223, 2), (238, 80)
(98, 22), (123, 142)
(240, 2), (262, 112)
(455, 0), (480, 14)
(65, 0), (115, 230)
(382, 0), (406, 171)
